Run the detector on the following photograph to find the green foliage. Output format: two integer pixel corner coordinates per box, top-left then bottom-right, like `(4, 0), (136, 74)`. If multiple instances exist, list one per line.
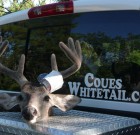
(127, 50), (140, 65)
(0, 0), (52, 16)
(0, 0), (69, 16)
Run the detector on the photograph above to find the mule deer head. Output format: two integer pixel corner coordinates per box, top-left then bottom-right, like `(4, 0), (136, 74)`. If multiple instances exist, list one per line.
(0, 37), (82, 124)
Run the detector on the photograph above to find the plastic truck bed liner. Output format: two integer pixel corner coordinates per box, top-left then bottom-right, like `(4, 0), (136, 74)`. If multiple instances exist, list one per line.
(0, 109), (139, 135)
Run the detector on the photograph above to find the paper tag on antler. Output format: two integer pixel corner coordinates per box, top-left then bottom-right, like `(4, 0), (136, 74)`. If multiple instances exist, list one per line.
(38, 70), (64, 93)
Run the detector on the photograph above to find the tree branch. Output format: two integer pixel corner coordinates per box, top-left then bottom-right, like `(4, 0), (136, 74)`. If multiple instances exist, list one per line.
(19, 0), (34, 10)
(0, 5), (12, 13)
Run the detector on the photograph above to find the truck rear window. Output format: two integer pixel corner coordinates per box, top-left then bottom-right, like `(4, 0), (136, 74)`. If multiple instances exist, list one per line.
(1, 10), (140, 113)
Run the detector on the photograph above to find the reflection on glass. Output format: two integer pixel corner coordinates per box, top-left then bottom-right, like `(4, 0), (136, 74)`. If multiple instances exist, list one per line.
(0, 10), (140, 103)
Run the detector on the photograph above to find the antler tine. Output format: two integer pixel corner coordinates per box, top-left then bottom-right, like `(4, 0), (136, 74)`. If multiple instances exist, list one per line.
(0, 36), (2, 43)
(0, 37), (9, 57)
(59, 37), (82, 79)
(0, 54), (28, 88)
(0, 40), (9, 57)
(51, 54), (58, 71)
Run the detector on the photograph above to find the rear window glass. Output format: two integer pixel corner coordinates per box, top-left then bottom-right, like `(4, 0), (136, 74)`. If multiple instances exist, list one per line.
(1, 10), (140, 113)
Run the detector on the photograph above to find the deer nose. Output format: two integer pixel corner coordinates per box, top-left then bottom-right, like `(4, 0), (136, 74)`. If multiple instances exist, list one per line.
(22, 106), (37, 121)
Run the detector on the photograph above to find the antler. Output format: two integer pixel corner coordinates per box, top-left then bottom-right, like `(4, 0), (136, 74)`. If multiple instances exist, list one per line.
(0, 36), (9, 57)
(51, 37), (82, 79)
(0, 54), (28, 88)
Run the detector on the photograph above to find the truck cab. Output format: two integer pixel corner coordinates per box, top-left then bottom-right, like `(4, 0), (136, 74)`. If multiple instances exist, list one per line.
(0, 0), (140, 134)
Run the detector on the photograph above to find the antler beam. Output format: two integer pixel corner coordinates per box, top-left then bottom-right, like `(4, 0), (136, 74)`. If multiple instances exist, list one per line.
(0, 54), (28, 88)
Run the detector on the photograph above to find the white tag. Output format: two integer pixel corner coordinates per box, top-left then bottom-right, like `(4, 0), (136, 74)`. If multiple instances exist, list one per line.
(43, 70), (64, 93)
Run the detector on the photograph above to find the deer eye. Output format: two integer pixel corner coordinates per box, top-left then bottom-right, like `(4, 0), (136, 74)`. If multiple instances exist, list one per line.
(18, 95), (24, 101)
(44, 95), (50, 102)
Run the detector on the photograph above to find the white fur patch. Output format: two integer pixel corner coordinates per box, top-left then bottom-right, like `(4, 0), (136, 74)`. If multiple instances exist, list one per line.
(30, 116), (37, 124)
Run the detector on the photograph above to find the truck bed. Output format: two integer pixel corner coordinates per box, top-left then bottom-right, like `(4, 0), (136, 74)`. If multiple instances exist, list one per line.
(0, 108), (139, 135)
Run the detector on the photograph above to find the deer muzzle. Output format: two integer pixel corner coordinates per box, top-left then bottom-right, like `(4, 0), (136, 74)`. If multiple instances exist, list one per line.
(22, 106), (38, 123)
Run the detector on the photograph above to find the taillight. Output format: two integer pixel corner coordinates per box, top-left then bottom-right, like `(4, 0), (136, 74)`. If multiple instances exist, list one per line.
(28, 1), (73, 19)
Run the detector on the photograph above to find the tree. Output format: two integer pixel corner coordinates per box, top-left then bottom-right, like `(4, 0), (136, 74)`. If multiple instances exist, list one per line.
(0, 0), (71, 16)
(53, 0), (70, 1)
(0, 0), (48, 16)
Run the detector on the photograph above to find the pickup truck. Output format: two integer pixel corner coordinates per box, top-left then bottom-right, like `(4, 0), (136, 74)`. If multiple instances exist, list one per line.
(0, 0), (140, 134)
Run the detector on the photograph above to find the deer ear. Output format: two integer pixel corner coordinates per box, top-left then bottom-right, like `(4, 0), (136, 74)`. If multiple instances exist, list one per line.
(0, 93), (19, 110)
(49, 94), (81, 111)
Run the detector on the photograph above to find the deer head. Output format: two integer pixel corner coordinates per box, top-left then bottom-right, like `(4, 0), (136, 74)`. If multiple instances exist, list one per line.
(0, 37), (82, 124)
